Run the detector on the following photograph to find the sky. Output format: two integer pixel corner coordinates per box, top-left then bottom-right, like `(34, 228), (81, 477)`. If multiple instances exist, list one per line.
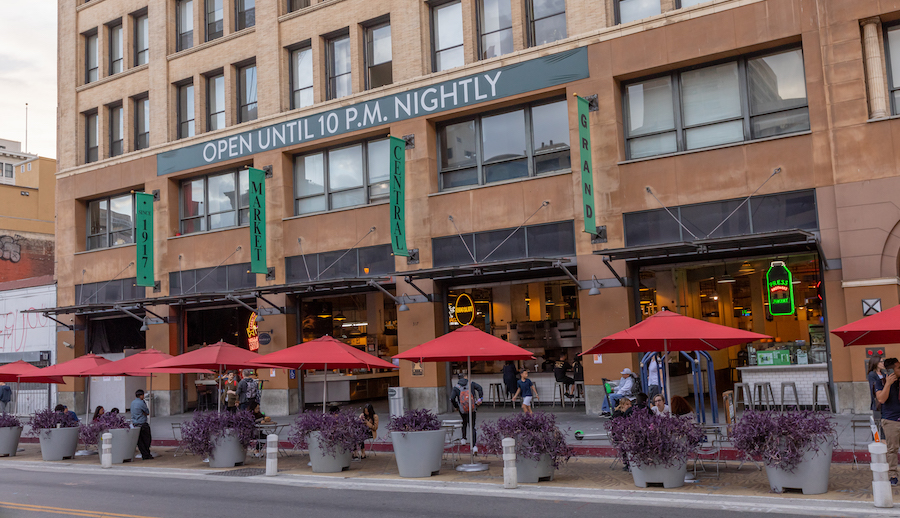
(0, 1), (57, 159)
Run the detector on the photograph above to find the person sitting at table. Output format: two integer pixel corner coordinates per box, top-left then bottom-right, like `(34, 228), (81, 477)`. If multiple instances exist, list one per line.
(611, 397), (633, 419)
(554, 353), (576, 398)
(632, 393), (650, 414)
(651, 394), (670, 416)
(357, 404), (378, 460)
(600, 368), (636, 417)
(670, 395), (694, 419)
(109, 408), (120, 415)
(92, 406), (105, 422)
(251, 403), (273, 457)
(55, 404), (79, 423)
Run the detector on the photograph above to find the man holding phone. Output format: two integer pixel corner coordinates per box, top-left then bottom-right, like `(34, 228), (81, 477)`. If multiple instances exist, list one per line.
(875, 357), (900, 485)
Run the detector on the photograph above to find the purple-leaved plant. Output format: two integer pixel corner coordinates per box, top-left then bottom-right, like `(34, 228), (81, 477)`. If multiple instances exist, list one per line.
(27, 409), (79, 436)
(288, 410), (370, 457)
(0, 413), (22, 428)
(180, 410), (256, 458)
(480, 412), (575, 469)
(731, 410), (835, 473)
(79, 412), (130, 446)
(387, 409), (441, 433)
(605, 410), (704, 468)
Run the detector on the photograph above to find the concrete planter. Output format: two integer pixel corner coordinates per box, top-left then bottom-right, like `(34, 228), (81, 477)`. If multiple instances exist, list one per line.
(308, 432), (351, 473)
(109, 428), (140, 464)
(764, 439), (832, 495)
(208, 430), (246, 468)
(516, 454), (554, 483)
(38, 427), (80, 461)
(630, 461), (687, 488)
(0, 426), (23, 456)
(391, 429), (444, 478)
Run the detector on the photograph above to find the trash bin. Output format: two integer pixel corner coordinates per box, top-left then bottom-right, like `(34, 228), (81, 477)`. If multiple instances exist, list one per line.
(388, 387), (407, 418)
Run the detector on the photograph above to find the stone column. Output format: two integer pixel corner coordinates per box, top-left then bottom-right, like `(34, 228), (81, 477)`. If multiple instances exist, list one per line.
(861, 17), (890, 119)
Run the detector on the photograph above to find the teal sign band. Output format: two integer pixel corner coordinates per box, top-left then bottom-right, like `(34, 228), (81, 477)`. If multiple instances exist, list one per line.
(135, 192), (154, 288)
(157, 47), (589, 176)
(389, 136), (408, 257)
(766, 261), (795, 316)
(576, 95), (596, 235)
(249, 167), (267, 274)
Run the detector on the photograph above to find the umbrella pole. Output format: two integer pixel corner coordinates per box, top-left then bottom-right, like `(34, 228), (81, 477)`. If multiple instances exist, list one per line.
(664, 340), (672, 404)
(323, 364), (327, 414)
(148, 374), (153, 424)
(457, 355), (488, 472)
(218, 365), (222, 413)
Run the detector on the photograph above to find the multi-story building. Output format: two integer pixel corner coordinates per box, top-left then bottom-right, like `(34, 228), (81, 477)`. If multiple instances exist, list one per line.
(51, 0), (900, 417)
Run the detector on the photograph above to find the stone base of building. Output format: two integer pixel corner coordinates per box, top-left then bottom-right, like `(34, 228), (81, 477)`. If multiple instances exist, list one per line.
(149, 390), (181, 417)
(408, 386), (449, 415)
(836, 381), (872, 414)
(261, 389), (299, 416)
(57, 391), (85, 415)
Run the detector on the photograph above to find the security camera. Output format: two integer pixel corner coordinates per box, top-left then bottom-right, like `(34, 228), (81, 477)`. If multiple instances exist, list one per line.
(63, 341), (73, 348)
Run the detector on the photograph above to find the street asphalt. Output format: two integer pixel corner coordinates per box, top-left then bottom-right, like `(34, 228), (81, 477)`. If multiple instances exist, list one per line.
(0, 462), (874, 518)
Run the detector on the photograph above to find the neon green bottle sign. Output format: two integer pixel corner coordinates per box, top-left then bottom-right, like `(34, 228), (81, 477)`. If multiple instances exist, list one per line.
(766, 261), (795, 316)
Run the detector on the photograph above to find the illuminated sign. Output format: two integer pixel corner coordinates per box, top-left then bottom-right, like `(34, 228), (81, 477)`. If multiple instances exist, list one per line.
(453, 294), (475, 326)
(766, 261), (795, 316)
(248, 312), (259, 351)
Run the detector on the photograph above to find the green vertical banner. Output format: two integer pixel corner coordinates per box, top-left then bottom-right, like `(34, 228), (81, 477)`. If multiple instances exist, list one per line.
(389, 136), (409, 257)
(135, 192), (154, 287)
(248, 167), (267, 274)
(576, 95), (596, 235)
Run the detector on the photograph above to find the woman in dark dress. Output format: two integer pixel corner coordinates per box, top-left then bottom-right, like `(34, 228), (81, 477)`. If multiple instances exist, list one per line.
(502, 361), (518, 399)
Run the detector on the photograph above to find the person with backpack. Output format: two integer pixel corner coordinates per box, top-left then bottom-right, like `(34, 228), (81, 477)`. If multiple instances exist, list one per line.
(237, 369), (260, 411)
(450, 375), (483, 451)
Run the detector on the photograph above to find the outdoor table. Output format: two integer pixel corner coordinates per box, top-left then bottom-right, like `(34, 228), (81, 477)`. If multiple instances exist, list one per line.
(255, 423), (289, 457)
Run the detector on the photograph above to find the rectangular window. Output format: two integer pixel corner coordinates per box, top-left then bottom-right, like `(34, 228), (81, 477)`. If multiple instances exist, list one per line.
(109, 104), (123, 157)
(479, 0), (513, 60)
(528, 0), (566, 47)
(85, 112), (99, 163)
(4, 164), (13, 178)
(87, 193), (135, 250)
(623, 47), (809, 160)
(206, 0), (224, 41)
(365, 22), (392, 89)
(431, 221), (575, 267)
(85, 32), (99, 83)
(236, 0), (255, 30)
(432, 1), (464, 72)
(676, 0), (707, 8)
(134, 96), (150, 150)
(887, 25), (900, 115)
(176, 0), (194, 51)
(616, 0), (661, 24)
(290, 46), (313, 109)
(179, 170), (249, 234)
(326, 33), (352, 100)
(207, 73), (225, 130)
(288, 0), (310, 12)
(109, 22), (123, 74)
(238, 63), (257, 123)
(293, 138), (389, 215)
(134, 14), (149, 65)
(437, 98), (570, 190)
(178, 83), (196, 139)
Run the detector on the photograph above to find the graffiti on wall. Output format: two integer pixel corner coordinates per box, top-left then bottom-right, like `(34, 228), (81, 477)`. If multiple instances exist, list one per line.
(0, 285), (55, 354)
(0, 235), (22, 263)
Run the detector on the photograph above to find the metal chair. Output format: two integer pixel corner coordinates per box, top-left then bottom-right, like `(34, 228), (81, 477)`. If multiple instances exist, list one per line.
(171, 422), (191, 457)
(552, 381), (567, 407)
(813, 382), (833, 412)
(693, 425), (723, 479)
(850, 418), (874, 469)
(753, 382), (776, 411)
(441, 420), (463, 467)
(780, 382), (800, 411)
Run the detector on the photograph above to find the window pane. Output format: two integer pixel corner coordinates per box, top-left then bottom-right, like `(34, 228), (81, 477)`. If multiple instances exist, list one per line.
(182, 178), (205, 218)
(136, 15), (149, 63)
(436, 46), (465, 72)
(535, 150), (571, 174)
(292, 47), (313, 108)
(181, 217), (206, 234)
(619, 0), (661, 24)
(297, 195), (327, 214)
(179, 84), (195, 138)
(89, 200), (108, 235)
(475, 227), (525, 262)
(532, 100), (569, 154)
(533, 13), (566, 46)
(681, 61), (741, 127)
(679, 0), (707, 6)
(109, 195), (133, 232)
(328, 145), (363, 190)
(435, 2), (463, 51)
(533, 0), (565, 19)
(369, 62), (392, 89)
(369, 182), (389, 199)
(209, 212), (236, 229)
(749, 190), (818, 233)
(482, 28), (513, 59)
(482, 110), (526, 163)
(110, 25), (123, 73)
(680, 199), (750, 239)
(295, 152), (325, 197)
(441, 120), (477, 169)
(177, 1), (193, 50)
(481, 0), (511, 33)
(88, 235), (107, 250)
(526, 221), (575, 257)
(623, 209), (681, 246)
(208, 172), (236, 214)
(334, 74), (352, 99)
(889, 27), (900, 90)
(293, 89), (314, 110)
(432, 234), (475, 267)
(290, 0), (310, 11)
(86, 34), (98, 82)
(240, 65), (257, 122)
(330, 188), (366, 210)
(748, 49), (807, 115)
(367, 139), (390, 183)
(358, 244), (394, 276)
(332, 36), (351, 75)
(318, 250), (358, 279)
(750, 107), (810, 139)
(207, 0), (223, 39)
(684, 120), (743, 149)
(484, 159), (527, 183)
(628, 132), (677, 159)
(209, 75), (225, 130)
(626, 77), (675, 137)
(136, 98), (150, 149)
(368, 25), (391, 66)
(238, 169), (249, 209)
(111, 230), (133, 246)
(227, 263), (255, 290)
(237, 0), (255, 30)
(441, 168), (478, 189)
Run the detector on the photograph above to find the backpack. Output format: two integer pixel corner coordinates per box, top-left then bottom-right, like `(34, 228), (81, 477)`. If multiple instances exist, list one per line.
(245, 378), (259, 400)
(459, 388), (473, 413)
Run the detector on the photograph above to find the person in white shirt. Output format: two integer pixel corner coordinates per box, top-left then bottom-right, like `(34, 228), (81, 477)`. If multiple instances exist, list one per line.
(651, 394), (670, 416)
(647, 355), (661, 400)
(601, 368), (635, 416)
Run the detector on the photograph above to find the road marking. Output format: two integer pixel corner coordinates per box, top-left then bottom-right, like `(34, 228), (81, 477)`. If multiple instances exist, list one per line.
(0, 502), (159, 518)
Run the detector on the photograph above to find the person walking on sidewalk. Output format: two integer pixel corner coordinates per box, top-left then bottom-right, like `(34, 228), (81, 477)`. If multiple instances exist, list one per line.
(131, 389), (152, 460)
(451, 375), (483, 451)
(0, 382), (11, 414)
(237, 369), (260, 411)
(511, 369), (539, 414)
(875, 357), (900, 485)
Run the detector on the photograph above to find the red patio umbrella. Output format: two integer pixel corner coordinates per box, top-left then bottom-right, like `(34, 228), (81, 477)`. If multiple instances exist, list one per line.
(252, 335), (396, 412)
(19, 354), (114, 421)
(394, 326), (533, 472)
(831, 304), (900, 347)
(582, 309), (770, 403)
(0, 360), (65, 414)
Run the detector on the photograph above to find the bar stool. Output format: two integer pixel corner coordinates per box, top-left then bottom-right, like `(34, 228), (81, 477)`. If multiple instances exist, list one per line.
(733, 382), (754, 413)
(573, 381), (585, 406)
(813, 382), (833, 412)
(488, 383), (505, 408)
(754, 382), (776, 410)
(552, 382), (567, 407)
(780, 382), (800, 411)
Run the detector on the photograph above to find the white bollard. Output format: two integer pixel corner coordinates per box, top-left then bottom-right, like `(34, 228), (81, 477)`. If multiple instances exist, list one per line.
(100, 433), (113, 469)
(502, 437), (517, 489)
(869, 442), (893, 508)
(266, 434), (278, 477)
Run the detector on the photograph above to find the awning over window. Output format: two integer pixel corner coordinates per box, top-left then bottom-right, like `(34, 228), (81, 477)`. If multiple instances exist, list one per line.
(595, 230), (819, 262)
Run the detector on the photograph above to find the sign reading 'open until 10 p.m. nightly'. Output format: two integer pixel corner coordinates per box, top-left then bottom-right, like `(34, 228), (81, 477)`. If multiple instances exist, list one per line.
(157, 47), (589, 176)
